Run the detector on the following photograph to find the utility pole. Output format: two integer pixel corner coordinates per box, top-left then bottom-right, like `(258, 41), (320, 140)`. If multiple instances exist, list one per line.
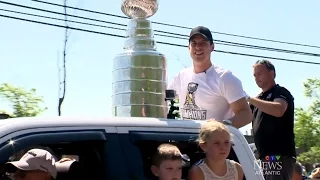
(58, 0), (68, 116)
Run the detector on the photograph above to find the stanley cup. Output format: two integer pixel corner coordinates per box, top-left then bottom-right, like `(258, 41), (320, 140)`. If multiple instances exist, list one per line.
(112, 0), (168, 118)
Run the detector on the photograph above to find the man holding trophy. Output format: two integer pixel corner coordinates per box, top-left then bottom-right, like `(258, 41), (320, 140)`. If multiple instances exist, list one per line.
(168, 26), (252, 128)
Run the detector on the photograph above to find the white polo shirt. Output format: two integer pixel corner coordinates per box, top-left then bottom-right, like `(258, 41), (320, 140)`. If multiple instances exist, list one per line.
(168, 65), (246, 120)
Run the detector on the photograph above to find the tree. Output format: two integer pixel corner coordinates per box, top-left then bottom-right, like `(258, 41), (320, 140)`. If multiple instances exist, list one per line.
(295, 78), (320, 165)
(297, 147), (320, 165)
(0, 83), (47, 117)
(294, 108), (320, 152)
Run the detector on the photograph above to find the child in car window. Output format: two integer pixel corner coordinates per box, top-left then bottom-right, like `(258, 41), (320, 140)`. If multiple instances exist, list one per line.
(151, 143), (183, 180)
(189, 120), (244, 180)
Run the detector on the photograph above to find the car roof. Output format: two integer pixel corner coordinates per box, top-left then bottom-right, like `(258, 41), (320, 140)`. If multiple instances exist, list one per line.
(0, 116), (243, 138)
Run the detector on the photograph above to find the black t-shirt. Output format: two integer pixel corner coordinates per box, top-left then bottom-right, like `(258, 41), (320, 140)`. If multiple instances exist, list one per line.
(251, 84), (296, 158)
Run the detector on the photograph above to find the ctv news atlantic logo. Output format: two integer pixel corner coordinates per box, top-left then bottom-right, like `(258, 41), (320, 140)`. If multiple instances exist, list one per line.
(254, 155), (282, 176)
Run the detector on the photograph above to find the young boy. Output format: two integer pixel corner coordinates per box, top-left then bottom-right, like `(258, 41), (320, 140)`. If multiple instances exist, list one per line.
(151, 143), (184, 180)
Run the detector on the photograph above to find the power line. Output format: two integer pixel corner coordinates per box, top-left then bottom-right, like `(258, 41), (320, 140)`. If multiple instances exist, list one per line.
(0, 14), (125, 38)
(0, 3), (319, 58)
(1, 13), (320, 66)
(0, 1), (126, 27)
(155, 29), (320, 57)
(31, 0), (320, 49)
(0, 8), (261, 48)
(0, 8), (126, 31)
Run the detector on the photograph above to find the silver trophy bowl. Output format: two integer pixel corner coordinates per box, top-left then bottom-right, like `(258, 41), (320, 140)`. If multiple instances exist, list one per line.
(112, 0), (167, 118)
(121, 0), (158, 19)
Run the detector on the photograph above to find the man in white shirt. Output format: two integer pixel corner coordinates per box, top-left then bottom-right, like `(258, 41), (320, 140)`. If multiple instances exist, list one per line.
(168, 26), (252, 128)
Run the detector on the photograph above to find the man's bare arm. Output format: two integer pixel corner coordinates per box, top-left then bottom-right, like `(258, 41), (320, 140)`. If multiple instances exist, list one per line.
(229, 97), (253, 128)
(247, 97), (287, 117)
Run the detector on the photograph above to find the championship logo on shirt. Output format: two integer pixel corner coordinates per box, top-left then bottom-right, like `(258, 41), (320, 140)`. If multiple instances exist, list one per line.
(181, 82), (207, 120)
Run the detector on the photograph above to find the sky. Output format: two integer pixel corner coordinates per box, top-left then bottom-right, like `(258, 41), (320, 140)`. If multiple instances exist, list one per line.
(1, 0), (319, 134)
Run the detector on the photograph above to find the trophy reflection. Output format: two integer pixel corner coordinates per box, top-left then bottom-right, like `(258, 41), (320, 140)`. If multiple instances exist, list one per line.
(112, 0), (168, 118)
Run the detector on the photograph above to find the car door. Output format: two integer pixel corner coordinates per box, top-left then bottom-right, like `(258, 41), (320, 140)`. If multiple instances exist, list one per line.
(117, 125), (264, 180)
(0, 126), (127, 180)
(117, 126), (199, 180)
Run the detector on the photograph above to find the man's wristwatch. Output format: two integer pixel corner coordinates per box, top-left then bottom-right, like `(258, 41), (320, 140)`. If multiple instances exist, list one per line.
(222, 119), (232, 125)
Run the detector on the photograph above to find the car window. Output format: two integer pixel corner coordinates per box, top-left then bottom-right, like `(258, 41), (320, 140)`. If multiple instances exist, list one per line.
(0, 140), (106, 180)
(0, 130), (113, 180)
(120, 131), (246, 180)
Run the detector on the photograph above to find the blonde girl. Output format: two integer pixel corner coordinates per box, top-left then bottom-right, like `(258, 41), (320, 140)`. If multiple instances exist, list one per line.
(189, 120), (244, 180)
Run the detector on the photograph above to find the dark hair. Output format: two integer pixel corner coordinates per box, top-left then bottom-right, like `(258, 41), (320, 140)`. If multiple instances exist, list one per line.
(255, 59), (276, 78)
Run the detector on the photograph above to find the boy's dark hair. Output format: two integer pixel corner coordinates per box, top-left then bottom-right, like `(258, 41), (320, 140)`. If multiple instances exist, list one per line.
(255, 59), (276, 78)
(152, 144), (182, 167)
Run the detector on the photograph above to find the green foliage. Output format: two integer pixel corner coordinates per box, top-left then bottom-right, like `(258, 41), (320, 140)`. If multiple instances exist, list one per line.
(297, 147), (320, 165)
(294, 108), (320, 152)
(295, 78), (320, 165)
(304, 78), (320, 99)
(0, 83), (47, 117)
